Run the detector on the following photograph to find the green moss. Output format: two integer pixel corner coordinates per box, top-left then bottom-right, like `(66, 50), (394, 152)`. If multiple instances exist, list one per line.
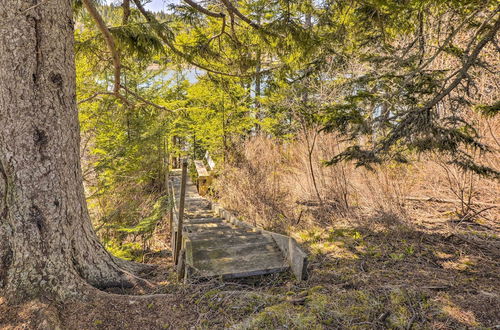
(242, 303), (321, 329)
(327, 228), (363, 241)
(309, 285), (324, 293)
(105, 242), (143, 261)
(195, 289), (220, 305)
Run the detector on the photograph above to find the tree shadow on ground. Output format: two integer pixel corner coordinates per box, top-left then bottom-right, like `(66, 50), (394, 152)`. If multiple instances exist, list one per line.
(2, 210), (498, 329)
(296, 210), (500, 328)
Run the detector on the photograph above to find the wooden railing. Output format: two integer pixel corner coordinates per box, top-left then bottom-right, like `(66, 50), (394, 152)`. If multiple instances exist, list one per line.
(167, 154), (308, 281)
(194, 152), (216, 196)
(194, 160), (211, 196)
(211, 203), (308, 280)
(170, 160), (187, 270)
(168, 153), (215, 278)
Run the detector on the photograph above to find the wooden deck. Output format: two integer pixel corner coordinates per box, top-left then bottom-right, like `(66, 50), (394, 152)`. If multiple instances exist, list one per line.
(169, 168), (307, 281)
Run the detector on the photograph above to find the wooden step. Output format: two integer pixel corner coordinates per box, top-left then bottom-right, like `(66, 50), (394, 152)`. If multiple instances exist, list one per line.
(192, 251), (288, 278)
(185, 216), (220, 220)
(184, 224), (233, 232)
(186, 228), (255, 240)
(170, 171), (307, 281)
(190, 233), (274, 250)
(186, 212), (214, 218)
(184, 217), (224, 224)
(185, 224), (243, 233)
(191, 242), (281, 261)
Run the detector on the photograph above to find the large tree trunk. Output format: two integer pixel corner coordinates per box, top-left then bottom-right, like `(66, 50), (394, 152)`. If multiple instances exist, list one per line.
(0, 0), (141, 303)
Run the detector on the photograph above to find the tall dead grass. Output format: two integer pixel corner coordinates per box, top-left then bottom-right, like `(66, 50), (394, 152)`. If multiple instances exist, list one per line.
(214, 129), (499, 233)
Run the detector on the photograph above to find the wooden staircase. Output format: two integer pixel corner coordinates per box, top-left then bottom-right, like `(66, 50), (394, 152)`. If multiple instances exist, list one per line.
(169, 163), (307, 281)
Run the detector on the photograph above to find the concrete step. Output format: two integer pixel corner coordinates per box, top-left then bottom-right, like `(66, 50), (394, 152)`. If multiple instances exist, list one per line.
(192, 251), (288, 278)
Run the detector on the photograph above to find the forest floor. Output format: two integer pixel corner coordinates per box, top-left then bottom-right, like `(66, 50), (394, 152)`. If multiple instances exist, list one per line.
(1, 200), (499, 329)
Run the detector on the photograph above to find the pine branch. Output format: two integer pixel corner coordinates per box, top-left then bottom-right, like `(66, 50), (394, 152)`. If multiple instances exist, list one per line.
(183, 0), (225, 18)
(219, 0), (260, 30)
(81, 0), (122, 96)
(120, 85), (172, 113)
(132, 0), (265, 78)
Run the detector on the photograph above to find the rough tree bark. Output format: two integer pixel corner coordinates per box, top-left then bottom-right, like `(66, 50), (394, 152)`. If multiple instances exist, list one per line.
(0, 0), (146, 303)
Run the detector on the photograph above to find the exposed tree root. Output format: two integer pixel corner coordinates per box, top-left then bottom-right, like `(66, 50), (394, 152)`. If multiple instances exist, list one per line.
(112, 256), (158, 276)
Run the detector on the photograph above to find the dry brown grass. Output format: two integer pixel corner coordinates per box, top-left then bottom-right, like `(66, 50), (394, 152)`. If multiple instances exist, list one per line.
(205, 125), (500, 328)
(214, 128), (499, 235)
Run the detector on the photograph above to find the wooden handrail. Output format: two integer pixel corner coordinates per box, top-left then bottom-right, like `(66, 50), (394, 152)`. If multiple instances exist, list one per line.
(174, 159), (188, 265)
(205, 151), (216, 171)
(194, 160), (212, 196)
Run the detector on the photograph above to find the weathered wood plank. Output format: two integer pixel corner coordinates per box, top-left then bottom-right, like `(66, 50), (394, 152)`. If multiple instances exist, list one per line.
(194, 160), (209, 177)
(193, 252), (287, 278)
(169, 166), (306, 281)
(211, 202), (309, 280)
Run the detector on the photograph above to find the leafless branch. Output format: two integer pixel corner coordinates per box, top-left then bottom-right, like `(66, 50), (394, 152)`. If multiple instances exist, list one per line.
(122, 0), (131, 25)
(21, 0), (50, 14)
(78, 85), (172, 113)
(184, 0), (228, 43)
(208, 15), (226, 43)
(423, 11), (500, 112)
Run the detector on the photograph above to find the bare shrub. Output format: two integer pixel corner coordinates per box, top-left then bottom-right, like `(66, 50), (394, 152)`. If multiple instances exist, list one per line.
(215, 136), (295, 231)
(215, 124), (499, 231)
(215, 133), (406, 230)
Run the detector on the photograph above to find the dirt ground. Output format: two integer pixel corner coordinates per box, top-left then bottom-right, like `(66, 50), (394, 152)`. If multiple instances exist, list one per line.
(1, 200), (499, 329)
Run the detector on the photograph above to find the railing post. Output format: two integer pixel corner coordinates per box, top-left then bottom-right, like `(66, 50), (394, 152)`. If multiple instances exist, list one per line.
(174, 159), (188, 265)
(166, 153), (171, 230)
(168, 180), (173, 234)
